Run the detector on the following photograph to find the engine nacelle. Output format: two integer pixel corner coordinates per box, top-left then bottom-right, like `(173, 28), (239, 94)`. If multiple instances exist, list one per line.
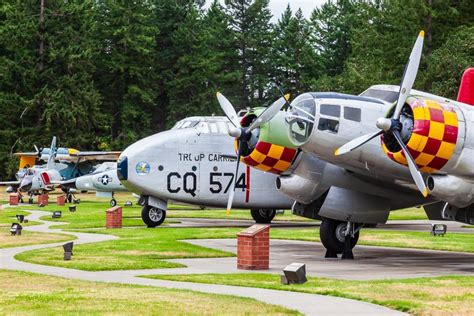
(427, 175), (474, 208)
(276, 174), (321, 204)
(382, 97), (459, 174)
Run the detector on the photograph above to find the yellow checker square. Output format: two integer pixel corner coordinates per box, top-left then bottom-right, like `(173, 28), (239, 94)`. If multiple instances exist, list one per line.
(412, 107), (426, 120)
(256, 164), (273, 172)
(414, 152), (435, 166)
(266, 145), (284, 160)
(273, 160), (290, 171)
(393, 151), (407, 165)
(420, 166), (435, 174)
(435, 141), (456, 159)
(250, 151), (267, 164)
(407, 133), (428, 152)
(428, 121), (446, 140)
(443, 111), (458, 127)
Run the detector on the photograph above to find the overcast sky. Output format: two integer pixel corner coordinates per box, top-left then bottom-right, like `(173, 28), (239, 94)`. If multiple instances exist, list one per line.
(204, 1), (328, 21)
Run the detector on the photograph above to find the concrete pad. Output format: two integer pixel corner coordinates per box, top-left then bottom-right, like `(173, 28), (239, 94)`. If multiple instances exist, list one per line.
(179, 239), (474, 280)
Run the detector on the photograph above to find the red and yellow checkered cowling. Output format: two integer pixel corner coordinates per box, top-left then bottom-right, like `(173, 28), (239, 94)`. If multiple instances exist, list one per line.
(382, 98), (459, 173)
(235, 140), (297, 174)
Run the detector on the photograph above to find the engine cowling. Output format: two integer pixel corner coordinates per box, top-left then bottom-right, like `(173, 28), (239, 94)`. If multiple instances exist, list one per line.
(381, 97), (459, 173)
(235, 110), (298, 175)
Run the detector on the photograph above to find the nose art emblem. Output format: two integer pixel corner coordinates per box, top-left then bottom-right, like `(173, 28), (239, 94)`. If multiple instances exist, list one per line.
(135, 161), (151, 176)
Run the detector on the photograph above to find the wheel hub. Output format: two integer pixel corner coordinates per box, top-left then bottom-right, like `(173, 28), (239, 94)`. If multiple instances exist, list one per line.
(149, 208), (163, 222)
(335, 223), (348, 243)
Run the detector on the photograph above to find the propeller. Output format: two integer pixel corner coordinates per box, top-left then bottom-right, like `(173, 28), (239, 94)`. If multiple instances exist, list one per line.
(216, 93), (287, 212)
(335, 31), (428, 197)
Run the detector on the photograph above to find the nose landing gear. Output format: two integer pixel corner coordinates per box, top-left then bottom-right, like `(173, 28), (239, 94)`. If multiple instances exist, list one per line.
(320, 218), (361, 259)
(141, 204), (166, 228)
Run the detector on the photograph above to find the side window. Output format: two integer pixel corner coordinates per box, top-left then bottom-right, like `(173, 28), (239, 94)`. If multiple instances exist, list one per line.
(318, 118), (339, 133)
(320, 104), (341, 117)
(209, 123), (218, 134)
(344, 107), (361, 122)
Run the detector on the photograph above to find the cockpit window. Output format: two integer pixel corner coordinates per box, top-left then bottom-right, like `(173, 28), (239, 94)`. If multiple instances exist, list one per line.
(320, 104), (341, 117)
(287, 93), (316, 145)
(360, 89), (399, 103)
(172, 120), (200, 129)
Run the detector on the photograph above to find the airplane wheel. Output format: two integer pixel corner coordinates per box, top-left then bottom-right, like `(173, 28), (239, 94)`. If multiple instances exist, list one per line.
(251, 209), (276, 224)
(320, 218), (359, 254)
(110, 199), (117, 207)
(142, 205), (166, 228)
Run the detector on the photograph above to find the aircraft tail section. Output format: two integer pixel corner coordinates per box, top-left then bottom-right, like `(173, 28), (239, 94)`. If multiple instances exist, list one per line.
(46, 136), (57, 169)
(457, 67), (474, 106)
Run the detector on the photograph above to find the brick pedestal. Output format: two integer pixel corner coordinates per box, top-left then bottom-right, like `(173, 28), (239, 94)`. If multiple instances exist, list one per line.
(9, 194), (19, 206)
(237, 224), (270, 270)
(106, 206), (122, 228)
(38, 194), (48, 206)
(57, 195), (66, 206)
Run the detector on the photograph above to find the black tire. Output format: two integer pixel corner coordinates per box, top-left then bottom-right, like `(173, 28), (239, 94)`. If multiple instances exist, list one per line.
(320, 218), (359, 254)
(251, 209), (276, 224)
(110, 199), (117, 207)
(142, 205), (166, 228)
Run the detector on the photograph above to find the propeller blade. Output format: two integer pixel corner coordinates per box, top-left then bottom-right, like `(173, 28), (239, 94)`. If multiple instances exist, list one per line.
(393, 31), (425, 119)
(392, 130), (428, 197)
(216, 92), (240, 128)
(248, 97), (286, 131)
(335, 130), (384, 156)
(226, 147), (242, 213)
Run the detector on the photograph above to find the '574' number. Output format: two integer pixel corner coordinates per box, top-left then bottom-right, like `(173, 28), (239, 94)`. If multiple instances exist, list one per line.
(209, 172), (246, 194)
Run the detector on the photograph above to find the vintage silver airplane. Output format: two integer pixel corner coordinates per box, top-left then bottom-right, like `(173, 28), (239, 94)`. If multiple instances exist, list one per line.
(117, 116), (296, 227)
(216, 31), (474, 258)
(1, 137), (121, 202)
(58, 162), (126, 206)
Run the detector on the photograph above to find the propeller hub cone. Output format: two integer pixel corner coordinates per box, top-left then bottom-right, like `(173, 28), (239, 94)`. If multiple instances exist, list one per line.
(376, 118), (392, 131)
(228, 126), (242, 138)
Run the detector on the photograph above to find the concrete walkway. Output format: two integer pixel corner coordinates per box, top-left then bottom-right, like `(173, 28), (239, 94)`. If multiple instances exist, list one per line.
(0, 210), (405, 315)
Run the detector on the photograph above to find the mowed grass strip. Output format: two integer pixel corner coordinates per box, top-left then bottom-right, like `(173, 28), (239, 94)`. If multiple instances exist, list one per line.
(144, 273), (474, 315)
(0, 230), (75, 249)
(15, 227), (239, 271)
(387, 207), (427, 220)
(0, 270), (299, 315)
(0, 209), (39, 227)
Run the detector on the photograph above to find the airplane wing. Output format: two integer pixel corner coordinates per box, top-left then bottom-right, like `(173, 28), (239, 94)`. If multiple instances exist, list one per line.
(0, 181), (21, 185)
(57, 151), (122, 163)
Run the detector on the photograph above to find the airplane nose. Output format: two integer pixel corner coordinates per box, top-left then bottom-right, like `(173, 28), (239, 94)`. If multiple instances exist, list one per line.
(19, 178), (32, 192)
(117, 156), (128, 180)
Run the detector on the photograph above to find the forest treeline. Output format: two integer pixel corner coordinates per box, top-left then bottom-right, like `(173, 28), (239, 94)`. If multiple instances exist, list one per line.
(0, 0), (473, 177)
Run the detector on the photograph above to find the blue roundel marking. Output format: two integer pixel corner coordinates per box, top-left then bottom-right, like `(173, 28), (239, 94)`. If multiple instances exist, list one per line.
(135, 161), (151, 176)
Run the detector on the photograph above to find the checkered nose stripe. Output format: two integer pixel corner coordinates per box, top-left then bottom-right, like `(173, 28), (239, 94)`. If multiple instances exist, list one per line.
(240, 141), (297, 175)
(382, 99), (458, 173)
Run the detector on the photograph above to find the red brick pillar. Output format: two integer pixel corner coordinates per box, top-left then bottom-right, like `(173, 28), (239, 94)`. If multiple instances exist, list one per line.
(237, 224), (270, 270)
(9, 194), (19, 206)
(106, 206), (122, 228)
(38, 194), (49, 206)
(57, 195), (66, 206)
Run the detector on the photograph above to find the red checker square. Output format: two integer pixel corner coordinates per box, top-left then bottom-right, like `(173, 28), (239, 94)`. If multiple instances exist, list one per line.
(427, 156), (449, 170)
(413, 120), (430, 137)
(429, 108), (445, 123)
(280, 147), (296, 162)
(387, 152), (395, 161)
(407, 147), (421, 160)
(262, 156), (278, 167)
(443, 125), (458, 143)
(256, 142), (272, 155)
(243, 157), (259, 167)
(423, 138), (442, 156)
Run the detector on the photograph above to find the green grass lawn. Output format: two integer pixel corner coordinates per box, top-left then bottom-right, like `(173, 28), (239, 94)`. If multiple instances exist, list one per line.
(0, 270), (298, 315)
(387, 207), (427, 220)
(0, 230), (75, 249)
(0, 209), (39, 227)
(144, 273), (474, 315)
(15, 227), (239, 271)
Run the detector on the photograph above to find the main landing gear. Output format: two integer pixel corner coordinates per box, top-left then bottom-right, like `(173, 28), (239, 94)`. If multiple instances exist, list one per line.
(251, 209), (276, 224)
(142, 205), (166, 228)
(320, 218), (362, 260)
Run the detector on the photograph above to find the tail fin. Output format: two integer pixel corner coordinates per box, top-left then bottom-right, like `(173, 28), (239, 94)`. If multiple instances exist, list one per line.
(457, 68), (474, 106)
(46, 136), (57, 169)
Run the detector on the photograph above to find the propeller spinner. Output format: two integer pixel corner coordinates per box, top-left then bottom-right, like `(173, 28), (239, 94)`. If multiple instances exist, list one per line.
(335, 31), (428, 197)
(216, 93), (287, 212)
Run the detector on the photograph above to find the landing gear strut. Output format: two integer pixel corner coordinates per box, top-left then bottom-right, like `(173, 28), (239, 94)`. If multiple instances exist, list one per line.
(320, 218), (360, 259)
(110, 192), (117, 207)
(251, 209), (276, 224)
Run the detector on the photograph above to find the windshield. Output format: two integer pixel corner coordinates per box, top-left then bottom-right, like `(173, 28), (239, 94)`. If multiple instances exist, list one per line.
(287, 93), (315, 145)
